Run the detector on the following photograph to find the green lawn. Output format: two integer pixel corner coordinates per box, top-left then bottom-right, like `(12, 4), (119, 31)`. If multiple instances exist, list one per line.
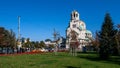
(0, 52), (119, 68)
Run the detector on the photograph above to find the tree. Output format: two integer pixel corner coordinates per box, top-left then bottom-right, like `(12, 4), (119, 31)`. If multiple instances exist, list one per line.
(45, 39), (52, 42)
(69, 30), (78, 56)
(98, 13), (117, 59)
(0, 27), (5, 47)
(0, 27), (16, 48)
(23, 38), (31, 48)
(39, 41), (46, 48)
(115, 24), (120, 55)
(49, 44), (54, 48)
(8, 29), (16, 48)
(89, 31), (99, 51)
(0, 27), (16, 54)
(34, 41), (39, 48)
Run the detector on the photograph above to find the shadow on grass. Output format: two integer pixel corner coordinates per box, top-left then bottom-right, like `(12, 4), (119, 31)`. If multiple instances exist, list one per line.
(64, 66), (81, 68)
(77, 51), (97, 54)
(77, 52), (120, 65)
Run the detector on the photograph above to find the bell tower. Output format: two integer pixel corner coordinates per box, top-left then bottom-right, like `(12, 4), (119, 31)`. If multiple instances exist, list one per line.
(71, 10), (79, 21)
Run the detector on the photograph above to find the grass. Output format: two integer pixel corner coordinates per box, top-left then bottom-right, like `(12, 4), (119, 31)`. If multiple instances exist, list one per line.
(0, 52), (120, 68)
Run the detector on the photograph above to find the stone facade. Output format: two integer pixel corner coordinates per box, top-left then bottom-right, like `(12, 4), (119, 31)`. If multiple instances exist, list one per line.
(66, 10), (92, 50)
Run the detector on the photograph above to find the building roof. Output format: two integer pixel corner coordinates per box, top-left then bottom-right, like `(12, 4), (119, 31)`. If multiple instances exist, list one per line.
(86, 30), (92, 34)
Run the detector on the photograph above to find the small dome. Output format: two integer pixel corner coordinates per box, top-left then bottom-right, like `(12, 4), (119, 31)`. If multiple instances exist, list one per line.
(79, 25), (83, 30)
(86, 30), (92, 34)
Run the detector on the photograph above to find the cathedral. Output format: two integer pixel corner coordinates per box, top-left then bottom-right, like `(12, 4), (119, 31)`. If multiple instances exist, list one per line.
(66, 10), (92, 50)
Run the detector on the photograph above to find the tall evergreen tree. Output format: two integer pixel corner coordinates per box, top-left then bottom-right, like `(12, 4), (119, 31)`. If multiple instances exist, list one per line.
(115, 24), (120, 55)
(98, 13), (117, 59)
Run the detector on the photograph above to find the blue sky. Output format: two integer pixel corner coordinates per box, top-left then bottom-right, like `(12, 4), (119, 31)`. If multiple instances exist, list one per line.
(0, 0), (120, 41)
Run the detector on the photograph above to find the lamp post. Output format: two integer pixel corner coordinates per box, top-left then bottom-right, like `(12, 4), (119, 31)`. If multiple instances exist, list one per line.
(17, 16), (22, 53)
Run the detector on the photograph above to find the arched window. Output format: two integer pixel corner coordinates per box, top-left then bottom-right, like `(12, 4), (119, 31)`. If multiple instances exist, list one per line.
(72, 24), (76, 28)
(76, 14), (78, 17)
(74, 13), (76, 18)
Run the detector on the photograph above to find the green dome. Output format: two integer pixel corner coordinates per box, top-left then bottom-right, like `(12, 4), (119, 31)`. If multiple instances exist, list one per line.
(79, 25), (84, 30)
(86, 30), (92, 34)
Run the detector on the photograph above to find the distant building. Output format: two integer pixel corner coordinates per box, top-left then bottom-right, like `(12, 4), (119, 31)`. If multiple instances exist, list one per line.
(44, 37), (66, 49)
(66, 10), (92, 50)
(45, 39), (55, 46)
(59, 37), (66, 48)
